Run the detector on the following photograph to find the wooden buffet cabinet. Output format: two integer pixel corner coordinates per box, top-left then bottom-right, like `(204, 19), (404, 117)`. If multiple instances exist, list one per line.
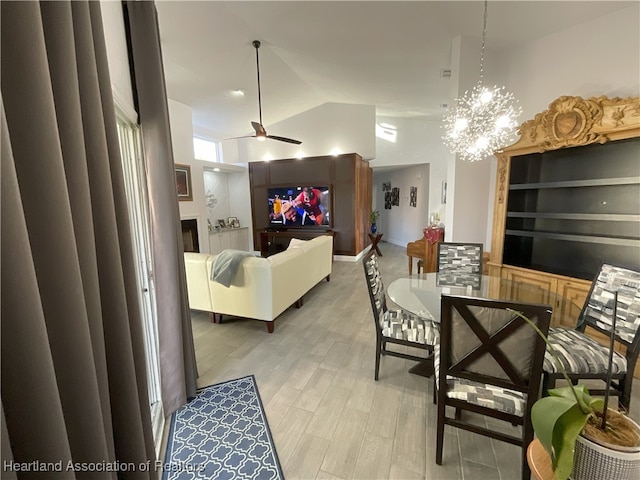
(488, 95), (640, 375)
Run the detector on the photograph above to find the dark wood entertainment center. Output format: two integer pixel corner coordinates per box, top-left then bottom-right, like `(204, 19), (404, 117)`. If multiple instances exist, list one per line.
(259, 229), (334, 257)
(249, 153), (372, 256)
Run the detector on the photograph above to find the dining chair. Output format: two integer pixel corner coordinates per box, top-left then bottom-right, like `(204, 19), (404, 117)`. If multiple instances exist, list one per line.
(542, 263), (640, 411)
(362, 250), (440, 380)
(436, 242), (483, 287)
(435, 294), (552, 480)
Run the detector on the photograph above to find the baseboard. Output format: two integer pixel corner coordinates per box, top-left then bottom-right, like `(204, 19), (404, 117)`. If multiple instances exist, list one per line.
(334, 246), (371, 262)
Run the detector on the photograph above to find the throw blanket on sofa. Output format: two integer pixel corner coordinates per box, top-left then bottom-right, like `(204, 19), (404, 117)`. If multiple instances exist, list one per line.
(211, 250), (253, 287)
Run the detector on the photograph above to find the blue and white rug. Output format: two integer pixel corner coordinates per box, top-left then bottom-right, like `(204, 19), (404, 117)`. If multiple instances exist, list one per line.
(162, 375), (284, 480)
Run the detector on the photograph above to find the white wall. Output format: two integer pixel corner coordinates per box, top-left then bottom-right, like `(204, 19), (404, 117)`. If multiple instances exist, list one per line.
(222, 103), (376, 163)
(371, 116), (449, 227)
(505, 4), (640, 121)
(203, 171), (231, 227)
(168, 100), (210, 253)
(227, 167), (254, 252)
(372, 164), (430, 248)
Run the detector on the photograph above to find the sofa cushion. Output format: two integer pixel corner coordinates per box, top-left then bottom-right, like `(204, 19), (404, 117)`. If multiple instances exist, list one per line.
(267, 247), (304, 267)
(288, 238), (308, 249)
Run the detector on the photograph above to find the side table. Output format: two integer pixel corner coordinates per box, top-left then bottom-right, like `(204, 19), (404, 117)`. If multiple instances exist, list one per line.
(368, 233), (383, 256)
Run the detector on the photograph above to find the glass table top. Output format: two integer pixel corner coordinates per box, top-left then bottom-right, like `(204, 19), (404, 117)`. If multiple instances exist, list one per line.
(387, 273), (583, 328)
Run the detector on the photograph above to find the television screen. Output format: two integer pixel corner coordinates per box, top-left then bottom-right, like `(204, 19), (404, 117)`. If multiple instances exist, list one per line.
(268, 186), (331, 227)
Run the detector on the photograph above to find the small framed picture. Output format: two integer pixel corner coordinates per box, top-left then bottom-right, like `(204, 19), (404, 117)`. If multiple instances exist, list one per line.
(175, 164), (192, 201)
(228, 217), (239, 228)
(217, 219), (226, 229)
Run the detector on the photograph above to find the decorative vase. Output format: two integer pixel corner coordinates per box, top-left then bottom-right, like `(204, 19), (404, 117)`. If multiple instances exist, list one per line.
(571, 412), (640, 480)
(370, 223), (377, 234)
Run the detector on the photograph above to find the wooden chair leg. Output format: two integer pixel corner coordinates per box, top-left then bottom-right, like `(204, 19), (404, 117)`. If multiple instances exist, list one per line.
(435, 390), (446, 465)
(374, 341), (381, 381)
(620, 372), (633, 412)
(266, 321), (275, 333)
(432, 377), (437, 405)
(542, 372), (552, 397)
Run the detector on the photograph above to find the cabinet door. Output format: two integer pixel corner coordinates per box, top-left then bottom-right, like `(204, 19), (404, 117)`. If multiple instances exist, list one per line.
(555, 279), (591, 328)
(219, 231), (231, 251)
(502, 267), (559, 304)
(209, 234), (222, 255)
(227, 229), (247, 251)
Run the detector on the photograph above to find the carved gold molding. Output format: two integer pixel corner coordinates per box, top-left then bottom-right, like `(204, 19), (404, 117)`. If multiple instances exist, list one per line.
(504, 95), (640, 152)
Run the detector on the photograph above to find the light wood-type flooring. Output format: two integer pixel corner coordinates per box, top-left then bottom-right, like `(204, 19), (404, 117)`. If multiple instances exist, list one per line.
(187, 242), (640, 480)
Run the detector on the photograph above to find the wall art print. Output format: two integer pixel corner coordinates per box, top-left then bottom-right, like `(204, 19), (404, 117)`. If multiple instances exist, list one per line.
(175, 164), (193, 201)
(384, 191), (392, 209)
(410, 186), (417, 207)
(391, 187), (400, 206)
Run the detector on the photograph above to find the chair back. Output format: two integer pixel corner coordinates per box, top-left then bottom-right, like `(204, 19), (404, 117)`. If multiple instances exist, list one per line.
(579, 264), (640, 350)
(362, 250), (387, 335)
(439, 295), (551, 398)
(437, 242), (483, 276)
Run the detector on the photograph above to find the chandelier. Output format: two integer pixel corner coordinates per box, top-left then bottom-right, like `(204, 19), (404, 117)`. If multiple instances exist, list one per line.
(442, 1), (521, 162)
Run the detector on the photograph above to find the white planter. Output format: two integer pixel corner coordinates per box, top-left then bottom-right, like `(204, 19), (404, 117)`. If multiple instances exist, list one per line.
(571, 416), (640, 480)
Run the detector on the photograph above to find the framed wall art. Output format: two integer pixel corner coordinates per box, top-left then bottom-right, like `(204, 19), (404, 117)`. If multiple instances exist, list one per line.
(175, 164), (193, 201)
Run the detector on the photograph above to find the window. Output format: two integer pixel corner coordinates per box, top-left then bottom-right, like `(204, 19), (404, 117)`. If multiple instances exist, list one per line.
(194, 136), (220, 162)
(116, 114), (164, 453)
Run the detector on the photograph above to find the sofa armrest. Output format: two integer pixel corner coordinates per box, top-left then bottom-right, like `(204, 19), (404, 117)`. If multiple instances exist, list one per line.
(207, 256), (275, 321)
(184, 252), (214, 312)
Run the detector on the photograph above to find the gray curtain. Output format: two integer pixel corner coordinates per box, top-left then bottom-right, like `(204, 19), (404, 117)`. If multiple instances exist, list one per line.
(1, 1), (155, 477)
(123, 1), (198, 415)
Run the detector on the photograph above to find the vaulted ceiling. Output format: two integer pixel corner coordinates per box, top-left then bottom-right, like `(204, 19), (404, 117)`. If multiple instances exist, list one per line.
(156, 1), (632, 139)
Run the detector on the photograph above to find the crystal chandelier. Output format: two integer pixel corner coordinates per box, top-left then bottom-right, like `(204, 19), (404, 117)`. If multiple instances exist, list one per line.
(442, 1), (521, 162)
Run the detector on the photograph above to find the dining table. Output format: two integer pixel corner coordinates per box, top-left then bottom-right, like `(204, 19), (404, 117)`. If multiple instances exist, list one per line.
(386, 272), (583, 377)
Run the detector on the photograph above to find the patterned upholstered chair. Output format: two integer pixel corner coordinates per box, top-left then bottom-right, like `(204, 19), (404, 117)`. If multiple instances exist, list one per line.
(436, 242), (483, 285)
(435, 294), (551, 480)
(362, 250), (440, 380)
(543, 263), (640, 411)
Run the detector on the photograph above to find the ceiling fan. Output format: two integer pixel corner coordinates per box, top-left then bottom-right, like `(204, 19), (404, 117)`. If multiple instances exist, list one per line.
(226, 40), (302, 145)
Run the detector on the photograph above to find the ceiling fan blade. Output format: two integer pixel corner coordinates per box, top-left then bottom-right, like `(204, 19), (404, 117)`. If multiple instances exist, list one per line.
(267, 135), (302, 145)
(251, 121), (266, 136)
(223, 134), (256, 141)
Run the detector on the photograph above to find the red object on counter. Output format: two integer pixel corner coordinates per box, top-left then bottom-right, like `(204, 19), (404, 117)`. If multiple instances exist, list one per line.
(423, 226), (445, 244)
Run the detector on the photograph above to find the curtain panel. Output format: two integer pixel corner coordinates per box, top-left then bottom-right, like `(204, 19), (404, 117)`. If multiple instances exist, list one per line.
(122, 0), (198, 415)
(1, 1), (155, 477)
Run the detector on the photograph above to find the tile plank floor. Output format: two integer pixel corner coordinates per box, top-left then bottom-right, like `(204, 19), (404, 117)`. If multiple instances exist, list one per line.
(187, 242), (640, 480)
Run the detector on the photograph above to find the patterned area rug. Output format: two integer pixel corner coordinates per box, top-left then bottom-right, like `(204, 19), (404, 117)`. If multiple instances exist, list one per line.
(163, 375), (284, 480)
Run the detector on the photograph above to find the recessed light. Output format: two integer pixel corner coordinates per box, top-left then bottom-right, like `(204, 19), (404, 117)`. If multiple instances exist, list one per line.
(230, 89), (245, 97)
(213, 167), (221, 172)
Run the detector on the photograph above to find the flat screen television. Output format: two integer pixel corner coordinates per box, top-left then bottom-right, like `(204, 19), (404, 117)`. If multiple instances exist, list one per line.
(268, 186), (331, 227)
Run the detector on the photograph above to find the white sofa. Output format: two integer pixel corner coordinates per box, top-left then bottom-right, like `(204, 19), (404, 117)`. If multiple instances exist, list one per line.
(184, 234), (333, 332)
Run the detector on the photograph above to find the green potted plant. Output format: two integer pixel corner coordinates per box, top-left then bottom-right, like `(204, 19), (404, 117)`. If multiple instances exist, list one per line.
(369, 209), (380, 234)
(511, 309), (640, 480)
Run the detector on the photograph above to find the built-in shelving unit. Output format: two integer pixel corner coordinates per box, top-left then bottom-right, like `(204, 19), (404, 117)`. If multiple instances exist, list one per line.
(502, 136), (640, 280)
(489, 95), (640, 318)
